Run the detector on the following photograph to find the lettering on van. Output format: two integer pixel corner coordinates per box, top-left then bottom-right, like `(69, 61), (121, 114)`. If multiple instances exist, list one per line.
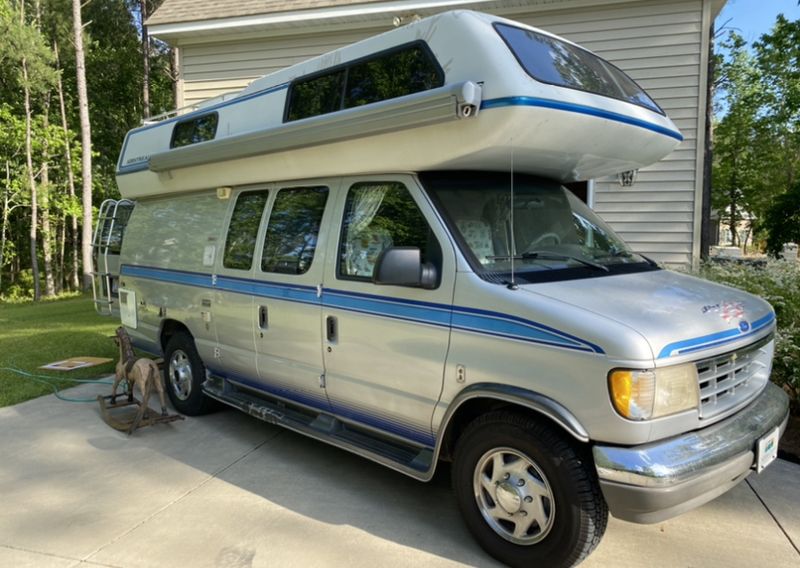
(125, 154), (150, 165)
(701, 301), (744, 322)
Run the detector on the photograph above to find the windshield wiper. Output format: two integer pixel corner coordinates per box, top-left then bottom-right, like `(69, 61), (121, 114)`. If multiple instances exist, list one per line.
(521, 251), (610, 272)
(594, 250), (659, 267)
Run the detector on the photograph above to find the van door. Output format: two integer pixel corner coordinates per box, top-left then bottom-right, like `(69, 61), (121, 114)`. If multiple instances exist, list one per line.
(251, 182), (335, 411)
(321, 176), (455, 447)
(212, 188), (270, 382)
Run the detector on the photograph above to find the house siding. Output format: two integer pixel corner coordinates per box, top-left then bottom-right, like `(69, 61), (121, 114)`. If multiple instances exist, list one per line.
(174, 0), (707, 266)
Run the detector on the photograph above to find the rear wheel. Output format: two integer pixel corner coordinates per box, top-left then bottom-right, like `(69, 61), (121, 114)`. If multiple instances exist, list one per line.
(453, 411), (607, 568)
(163, 332), (215, 415)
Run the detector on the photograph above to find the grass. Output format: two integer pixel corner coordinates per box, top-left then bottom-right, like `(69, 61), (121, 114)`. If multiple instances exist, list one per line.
(0, 295), (120, 407)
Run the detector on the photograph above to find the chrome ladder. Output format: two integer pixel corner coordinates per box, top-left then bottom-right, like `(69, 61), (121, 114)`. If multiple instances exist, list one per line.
(91, 199), (134, 316)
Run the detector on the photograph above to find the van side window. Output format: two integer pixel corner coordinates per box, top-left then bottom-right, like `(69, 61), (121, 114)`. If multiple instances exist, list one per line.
(286, 43), (443, 122)
(338, 182), (441, 281)
(223, 190), (269, 270)
(261, 186), (329, 275)
(171, 112), (219, 148)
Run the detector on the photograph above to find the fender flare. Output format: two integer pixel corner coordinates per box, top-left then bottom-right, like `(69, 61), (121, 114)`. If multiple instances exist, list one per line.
(435, 383), (591, 449)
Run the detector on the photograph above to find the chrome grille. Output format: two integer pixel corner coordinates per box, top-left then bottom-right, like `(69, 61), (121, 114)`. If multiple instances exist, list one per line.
(695, 338), (774, 420)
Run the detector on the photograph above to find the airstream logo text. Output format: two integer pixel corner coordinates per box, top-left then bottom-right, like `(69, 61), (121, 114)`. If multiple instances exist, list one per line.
(125, 155), (150, 165)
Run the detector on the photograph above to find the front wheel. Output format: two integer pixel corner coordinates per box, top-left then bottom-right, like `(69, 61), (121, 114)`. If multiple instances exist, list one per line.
(163, 331), (215, 416)
(453, 411), (607, 568)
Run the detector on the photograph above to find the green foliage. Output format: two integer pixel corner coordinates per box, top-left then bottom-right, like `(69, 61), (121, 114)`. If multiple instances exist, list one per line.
(763, 180), (800, 256)
(713, 16), (800, 251)
(694, 260), (800, 408)
(0, 295), (118, 407)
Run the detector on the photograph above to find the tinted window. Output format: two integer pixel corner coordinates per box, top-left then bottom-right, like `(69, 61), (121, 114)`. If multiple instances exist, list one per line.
(223, 191), (269, 270)
(261, 187), (328, 274)
(344, 46), (443, 108)
(286, 70), (345, 121)
(339, 182), (440, 281)
(286, 43), (443, 122)
(171, 112), (219, 148)
(494, 23), (662, 114)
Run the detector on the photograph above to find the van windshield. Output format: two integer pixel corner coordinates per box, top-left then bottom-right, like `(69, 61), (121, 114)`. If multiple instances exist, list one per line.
(494, 23), (662, 114)
(421, 172), (657, 284)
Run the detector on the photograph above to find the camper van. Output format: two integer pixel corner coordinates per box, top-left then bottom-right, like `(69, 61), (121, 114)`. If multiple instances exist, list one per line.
(106, 10), (788, 568)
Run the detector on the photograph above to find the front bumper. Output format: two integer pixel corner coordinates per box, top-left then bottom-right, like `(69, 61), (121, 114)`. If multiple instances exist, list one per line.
(593, 382), (789, 523)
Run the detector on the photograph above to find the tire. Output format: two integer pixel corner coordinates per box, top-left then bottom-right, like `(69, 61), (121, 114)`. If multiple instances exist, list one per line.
(452, 411), (607, 568)
(163, 331), (215, 416)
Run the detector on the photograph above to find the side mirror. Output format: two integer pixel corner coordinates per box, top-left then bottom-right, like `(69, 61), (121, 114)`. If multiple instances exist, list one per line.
(373, 247), (437, 289)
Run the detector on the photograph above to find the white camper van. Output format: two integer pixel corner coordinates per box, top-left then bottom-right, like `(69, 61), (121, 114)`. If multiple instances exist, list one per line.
(108, 11), (788, 568)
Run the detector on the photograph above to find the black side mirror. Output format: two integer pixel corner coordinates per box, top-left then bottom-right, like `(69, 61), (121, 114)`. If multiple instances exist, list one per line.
(373, 247), (437, 289)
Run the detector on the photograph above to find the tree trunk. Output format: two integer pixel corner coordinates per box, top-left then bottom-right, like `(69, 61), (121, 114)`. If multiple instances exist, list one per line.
(22, 56), (41, 301)
(41, 97), (56, 297)
(72, 0), (93, 291)
(141, 0), (151, 118)
(55, 41), (80, 291)
(1, 162), (11, 293)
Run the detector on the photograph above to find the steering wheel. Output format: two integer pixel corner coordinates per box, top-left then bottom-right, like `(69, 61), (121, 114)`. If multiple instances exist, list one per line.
(526, 232), (561, 250)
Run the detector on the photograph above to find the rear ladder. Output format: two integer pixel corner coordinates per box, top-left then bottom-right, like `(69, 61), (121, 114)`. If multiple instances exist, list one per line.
(91, 199), (134, 316)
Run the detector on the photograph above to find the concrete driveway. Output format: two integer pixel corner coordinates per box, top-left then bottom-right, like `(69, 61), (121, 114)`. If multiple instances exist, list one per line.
(1, 383), (799, 568)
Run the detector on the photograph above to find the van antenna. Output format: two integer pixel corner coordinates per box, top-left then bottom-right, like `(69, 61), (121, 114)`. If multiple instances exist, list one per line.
(508, 138), (518, 290)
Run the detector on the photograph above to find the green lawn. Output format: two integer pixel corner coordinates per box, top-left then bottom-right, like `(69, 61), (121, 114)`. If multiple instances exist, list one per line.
(0, 295), (120, 407)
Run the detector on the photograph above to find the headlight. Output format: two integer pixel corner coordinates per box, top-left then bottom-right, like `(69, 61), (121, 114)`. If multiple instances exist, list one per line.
(608, 363), (699, 420)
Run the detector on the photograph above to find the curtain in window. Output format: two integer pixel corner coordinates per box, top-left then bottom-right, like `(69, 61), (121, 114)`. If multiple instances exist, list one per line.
(344, 185), (390, 275)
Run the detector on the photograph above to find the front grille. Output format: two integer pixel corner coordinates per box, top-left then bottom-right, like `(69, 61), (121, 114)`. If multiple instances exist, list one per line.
(695, 337), (774, 420)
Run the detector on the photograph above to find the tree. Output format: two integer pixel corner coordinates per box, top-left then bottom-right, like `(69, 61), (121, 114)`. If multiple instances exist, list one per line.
(763, 180), (800, 256)
(712, 32), (761, 248)
(72, 0), (93, 290)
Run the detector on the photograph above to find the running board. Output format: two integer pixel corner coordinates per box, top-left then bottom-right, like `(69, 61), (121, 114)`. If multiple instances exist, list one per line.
(202, 375), (435, 480)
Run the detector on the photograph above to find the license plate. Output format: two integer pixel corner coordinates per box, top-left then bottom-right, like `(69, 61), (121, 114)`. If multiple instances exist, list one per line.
(756, 427), (780, 473)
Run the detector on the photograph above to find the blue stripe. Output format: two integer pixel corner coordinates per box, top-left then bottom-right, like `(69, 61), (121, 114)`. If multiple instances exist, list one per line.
(481, 96), (684, 142)
(209, 367), (434, 447)
(117, 82), (290, 175)
(121, 264), (603, 354)
(657, 311), (775, 359)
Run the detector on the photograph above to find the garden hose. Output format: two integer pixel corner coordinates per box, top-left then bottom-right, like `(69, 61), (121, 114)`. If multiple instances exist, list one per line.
(0, 366), (123, 403)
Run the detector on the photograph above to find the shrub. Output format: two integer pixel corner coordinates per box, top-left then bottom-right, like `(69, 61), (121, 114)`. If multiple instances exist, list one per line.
(693, 260), (800, 411)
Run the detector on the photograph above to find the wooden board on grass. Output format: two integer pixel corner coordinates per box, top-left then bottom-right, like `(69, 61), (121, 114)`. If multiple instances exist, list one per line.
(40, 357), (113, 371)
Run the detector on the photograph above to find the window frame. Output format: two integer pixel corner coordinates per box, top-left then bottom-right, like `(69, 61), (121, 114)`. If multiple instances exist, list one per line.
(283, 40), (445, 123)
(259, 185), (330, 276)
(221, 189), (271, 271)
(492, 22), (665, 116)
(335, 180), (442, 288)
(170, 111), (220, 149)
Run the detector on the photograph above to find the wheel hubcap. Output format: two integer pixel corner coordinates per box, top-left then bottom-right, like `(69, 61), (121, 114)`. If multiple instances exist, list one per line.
(473, 448), (555, 545)
(168, 349), (193, 401)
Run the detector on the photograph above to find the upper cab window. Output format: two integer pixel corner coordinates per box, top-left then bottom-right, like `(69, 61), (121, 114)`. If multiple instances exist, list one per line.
(494, 23), (662, 114)
(338, 182), (441, 284)
(261, 187), (329, 275)
(171, 112), (219, 148)
(286, 43), (444, 122)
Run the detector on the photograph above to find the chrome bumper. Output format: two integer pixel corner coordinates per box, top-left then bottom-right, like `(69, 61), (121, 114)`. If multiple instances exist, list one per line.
(593, 382), (789, 523)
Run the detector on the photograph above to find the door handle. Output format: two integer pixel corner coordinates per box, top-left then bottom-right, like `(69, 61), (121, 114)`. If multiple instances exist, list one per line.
(326, 315), (337, 342)
(258, 305), (268, 329)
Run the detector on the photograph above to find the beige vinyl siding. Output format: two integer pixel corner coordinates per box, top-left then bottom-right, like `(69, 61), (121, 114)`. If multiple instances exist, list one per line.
(174, 0), (705, 265)
(180, 28), (388, 107)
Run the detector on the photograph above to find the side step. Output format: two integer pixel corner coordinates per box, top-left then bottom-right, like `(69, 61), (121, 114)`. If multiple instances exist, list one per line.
(202, 375), (434, 480)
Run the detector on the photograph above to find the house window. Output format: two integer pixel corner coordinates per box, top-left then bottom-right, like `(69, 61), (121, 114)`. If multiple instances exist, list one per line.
(261, 187), (329, 275)
(285, 43), (444, 122)
(494, 23), (662, 114)
(170, 112), (219, 148)
(223, 190), (269, 270)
